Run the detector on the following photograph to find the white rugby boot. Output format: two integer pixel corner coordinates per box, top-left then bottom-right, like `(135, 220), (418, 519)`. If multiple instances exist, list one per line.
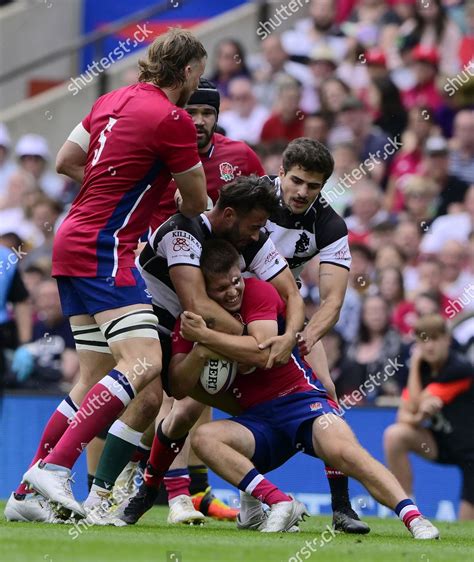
(22, 460), (85, 518)
(260, 499), (308, 533)
(167, 495), (206, 525)
(4, 492), (59, 523)
(408, 517), (440, 539)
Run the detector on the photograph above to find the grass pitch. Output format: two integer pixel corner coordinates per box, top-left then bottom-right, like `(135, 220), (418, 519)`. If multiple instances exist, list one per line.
(0, 503), (473, 562)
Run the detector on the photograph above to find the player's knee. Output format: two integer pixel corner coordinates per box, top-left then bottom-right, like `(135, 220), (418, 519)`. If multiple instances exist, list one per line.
(191, 423), (214, 456)
(124, 348), (162, 390)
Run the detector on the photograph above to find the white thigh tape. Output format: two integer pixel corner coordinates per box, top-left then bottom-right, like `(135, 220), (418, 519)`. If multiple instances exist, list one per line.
(71, 323), (112, 354)
(100, 309), (159, 344)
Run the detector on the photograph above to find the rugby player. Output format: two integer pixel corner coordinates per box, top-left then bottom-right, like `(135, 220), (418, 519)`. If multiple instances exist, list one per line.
(9, 29), (208, 522)
(384, 314), (474, 520)
(173, 239), (440, 537)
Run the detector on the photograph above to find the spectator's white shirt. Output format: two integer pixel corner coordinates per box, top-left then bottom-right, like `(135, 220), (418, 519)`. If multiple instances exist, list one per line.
(219, 105), (270, 145)
(420, 213), (472, 254)
(345, 209), (390, 234)
(281, 18), (349, 61)
(0, 207), (45, 247)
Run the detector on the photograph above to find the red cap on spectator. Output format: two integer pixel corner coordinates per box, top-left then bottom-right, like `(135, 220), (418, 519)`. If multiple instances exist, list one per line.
(411, 44), (439, 66)
(365, 48), (386, 66)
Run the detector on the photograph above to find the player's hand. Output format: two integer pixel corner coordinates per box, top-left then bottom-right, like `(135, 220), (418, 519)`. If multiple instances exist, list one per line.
(296, 330), (316, 357)
(258, 332), (295, 369)
(180, 311), (207, 342)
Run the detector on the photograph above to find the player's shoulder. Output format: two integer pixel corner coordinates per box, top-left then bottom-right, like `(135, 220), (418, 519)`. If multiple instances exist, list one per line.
(243, 277), (280, 302)
(311, 196), (348, 235)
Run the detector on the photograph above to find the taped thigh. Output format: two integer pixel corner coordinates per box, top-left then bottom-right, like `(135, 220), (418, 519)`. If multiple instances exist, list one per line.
(99, 309), (159, 345)
(71, 323), (112, 354)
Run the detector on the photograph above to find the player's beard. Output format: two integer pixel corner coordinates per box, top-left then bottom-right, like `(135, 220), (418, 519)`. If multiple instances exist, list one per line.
(196, 125), (215, 149)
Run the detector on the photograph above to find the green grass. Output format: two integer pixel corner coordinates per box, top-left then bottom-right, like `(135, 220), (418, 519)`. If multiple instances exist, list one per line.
(1, 503), (473, 562)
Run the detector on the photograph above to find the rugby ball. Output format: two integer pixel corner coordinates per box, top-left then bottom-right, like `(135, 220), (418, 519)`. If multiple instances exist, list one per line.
(200, 356), (237, 395)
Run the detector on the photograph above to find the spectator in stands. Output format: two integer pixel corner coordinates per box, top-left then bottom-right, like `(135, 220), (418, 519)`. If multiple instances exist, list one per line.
(337, 294), (406, 403)
(375, 246), (406, 277)
(401, 45), (443, 112)
(370, 221), (397, 253)
(412, 259), (451, 318)
(319, 76), (351, 119)
(322, 328), (347, 396)
(439, 240), (474, 311)
(385, 105), (434, 212)
(399, 0), (462, 76)
(15, 134), (64, 202)
(338, 95), (391, 183)
(345, 180), (389, 245)
(366, 75), (408, 139)
(254, 141), (286, 176)
(281, 0), (349, 61)
(420, 136), (469, 216)
(218, 77), (269, 145)
(22, 264), (47, 312)
(21, 196), (63, 272)
(377, 266), (416, 339)
(0, 171), (44, 247)
(209, 39), (250, 105)
(260, 75), (306, 143)
(321, 141), (360, 215)
(0, 123), (15, 196)
(0, 242), (32, 386)
(10, 279), (79, 391)
(399, 175), (438, 230)
(307, 45), (338, 94)
(342, 0), (388, 49)
(303, 111), (331, 145)
(449, 110), (474, 185)
(392, 220), (423, 295)
(252, 34), (317, 113)
(421, 184), (474, 253)
(384, 314), (474, 520)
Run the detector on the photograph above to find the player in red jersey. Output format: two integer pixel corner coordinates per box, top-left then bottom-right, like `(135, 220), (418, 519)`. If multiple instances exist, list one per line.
(173, 240), (440, 537)
(17, 29), (208, 522)
(150, 77), (265, 230)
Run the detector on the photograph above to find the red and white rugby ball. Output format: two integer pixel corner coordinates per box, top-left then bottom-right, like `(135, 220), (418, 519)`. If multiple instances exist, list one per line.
(200, 357), (237, 394)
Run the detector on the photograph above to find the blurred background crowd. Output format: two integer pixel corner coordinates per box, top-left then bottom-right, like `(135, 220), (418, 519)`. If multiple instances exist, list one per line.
(0, 0), (472, 405)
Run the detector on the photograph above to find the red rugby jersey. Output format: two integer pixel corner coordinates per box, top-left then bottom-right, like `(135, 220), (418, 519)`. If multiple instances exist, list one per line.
(52, 83), (201, 282)
(173, 277), (319, 410)
(150, 133), (264, 230)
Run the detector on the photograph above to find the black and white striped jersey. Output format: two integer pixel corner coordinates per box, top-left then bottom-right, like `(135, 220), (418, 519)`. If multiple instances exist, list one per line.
(138, 213), (287, 333)
(265, 176), (351, 279)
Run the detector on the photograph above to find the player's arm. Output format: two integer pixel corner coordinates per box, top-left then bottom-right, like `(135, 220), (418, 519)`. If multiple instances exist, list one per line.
(179, 310), (275, 368)
(56, 121), (90, 183)
(160, 110), (207, 218)
(170, 265), (243, 334)
(172, 165), (207, 218)
(170, 344), (213, 399)
(258, 267), (305, 368)
(304, 340), (337, 402)
(298, 263), (348, 356)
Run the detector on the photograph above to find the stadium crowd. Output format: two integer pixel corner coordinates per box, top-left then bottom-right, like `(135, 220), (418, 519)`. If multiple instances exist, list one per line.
(0, 0), (473, 407)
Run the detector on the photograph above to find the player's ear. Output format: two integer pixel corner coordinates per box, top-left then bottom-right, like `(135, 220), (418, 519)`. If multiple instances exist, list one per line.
(222, 207), (236, 223)
(278, 166), (285, 180)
